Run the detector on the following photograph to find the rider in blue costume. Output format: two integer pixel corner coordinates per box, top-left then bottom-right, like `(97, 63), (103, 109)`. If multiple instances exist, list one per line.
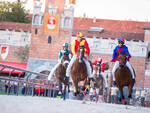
(111, 38), (136, 85)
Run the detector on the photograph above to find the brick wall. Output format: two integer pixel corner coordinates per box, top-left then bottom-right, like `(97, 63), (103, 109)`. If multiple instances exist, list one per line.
(0, 47), (24, 63)
(144, 76), (150, 88)
(144, 30), (150, 43)
(91, 54), (146, 88)
(29, 26), (71, 60)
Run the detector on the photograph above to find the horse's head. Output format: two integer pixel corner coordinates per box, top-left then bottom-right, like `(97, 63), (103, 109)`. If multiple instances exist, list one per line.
(77, 45), (85, 62)
(61, 54), (70, 68)
(118, 53), (127, 69)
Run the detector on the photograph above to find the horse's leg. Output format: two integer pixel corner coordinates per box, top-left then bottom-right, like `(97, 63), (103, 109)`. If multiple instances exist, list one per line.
(128, 84), (133, 99)
(58, 83), (62, 93)
(74, 81), (78, 96)
(118, 86), (126, 104)
(63, 85), (66, 100)
(118, 86), (124, 100)
(84, 78), (90, 92)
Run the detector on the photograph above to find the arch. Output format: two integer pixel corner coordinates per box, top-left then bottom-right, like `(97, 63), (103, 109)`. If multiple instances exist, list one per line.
(28, 65), (53, 79)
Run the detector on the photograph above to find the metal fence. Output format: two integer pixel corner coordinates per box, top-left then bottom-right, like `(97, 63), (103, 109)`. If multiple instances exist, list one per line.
(0, 63), (59, 97)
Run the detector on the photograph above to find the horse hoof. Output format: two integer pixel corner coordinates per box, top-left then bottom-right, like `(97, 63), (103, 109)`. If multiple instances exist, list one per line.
(74, 93), (77, 96)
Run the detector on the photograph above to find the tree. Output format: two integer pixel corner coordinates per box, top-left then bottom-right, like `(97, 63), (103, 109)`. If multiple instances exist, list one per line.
(14, 45), (29, 63)
(0, 0), (31, 23)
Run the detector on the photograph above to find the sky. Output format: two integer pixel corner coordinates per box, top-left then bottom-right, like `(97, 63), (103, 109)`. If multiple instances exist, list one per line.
(2, 0), (150, 22)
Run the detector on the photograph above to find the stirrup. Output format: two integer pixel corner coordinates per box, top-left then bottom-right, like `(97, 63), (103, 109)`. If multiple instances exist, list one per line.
(132, 79), (136, 84)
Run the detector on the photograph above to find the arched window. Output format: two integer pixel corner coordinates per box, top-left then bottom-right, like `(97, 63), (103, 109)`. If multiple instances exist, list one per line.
(33, 15), (39, 25)
(64, 17), (70, 27)
(48, 35), (52, 44)
(35, 29), (38, 35)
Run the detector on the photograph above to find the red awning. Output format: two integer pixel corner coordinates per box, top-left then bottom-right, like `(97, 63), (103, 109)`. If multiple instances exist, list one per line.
(0, 61), (27, 74)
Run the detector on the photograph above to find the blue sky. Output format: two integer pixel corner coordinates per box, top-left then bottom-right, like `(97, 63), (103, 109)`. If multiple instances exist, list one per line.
(2, 0), (150, 21)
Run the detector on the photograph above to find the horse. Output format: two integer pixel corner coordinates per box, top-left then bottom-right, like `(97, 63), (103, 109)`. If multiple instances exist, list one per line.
(55, 54), (70, 100)
(93, 64), (104, 96)
(115, 53), (135, 104)
(70, 45), (90, 96)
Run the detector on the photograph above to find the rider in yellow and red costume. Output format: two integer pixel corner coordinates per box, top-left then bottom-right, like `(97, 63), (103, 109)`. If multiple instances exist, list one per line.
(71, 33), (90, 56)
(66, 32), (93, 81)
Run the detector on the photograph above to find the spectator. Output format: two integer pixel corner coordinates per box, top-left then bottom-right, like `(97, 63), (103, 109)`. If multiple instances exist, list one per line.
(89, 87), (94, 101)
(141, 89), (146, 106)
(14, 78), (18, 94)
(5, 80), (9, 93)
(116, 90), (122, 104)
(110, 86), (118, 104)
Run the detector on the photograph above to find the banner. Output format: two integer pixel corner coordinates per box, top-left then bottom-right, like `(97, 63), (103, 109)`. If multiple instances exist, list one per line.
(43, 13), (60, 35)
(1, 46), (9, 60)
(69, 0), (76, 4)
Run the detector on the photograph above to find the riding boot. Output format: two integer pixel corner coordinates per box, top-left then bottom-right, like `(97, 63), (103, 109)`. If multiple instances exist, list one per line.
(113, 81), (117, 86)
(132, 79), (136, 84)
(64, 76), (69, 81)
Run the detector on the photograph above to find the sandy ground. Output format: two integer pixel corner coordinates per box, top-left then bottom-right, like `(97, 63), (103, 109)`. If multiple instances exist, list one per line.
(0, 95), (150, 113)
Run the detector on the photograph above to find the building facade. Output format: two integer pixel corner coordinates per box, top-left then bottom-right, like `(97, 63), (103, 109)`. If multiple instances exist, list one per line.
(0, 0), (150, 89)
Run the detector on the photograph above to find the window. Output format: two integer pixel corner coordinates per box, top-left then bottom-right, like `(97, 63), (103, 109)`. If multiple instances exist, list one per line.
(41, 16), (44, 25)
(64, 18), (70, 27)
(48, 35), (52, 44)
(35, 29), (38, 35)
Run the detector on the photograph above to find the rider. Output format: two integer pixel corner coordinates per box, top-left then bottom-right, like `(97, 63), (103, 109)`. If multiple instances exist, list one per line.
(48, 43), (71, 80)
(93, 57), (108, 88)
(65, 32), (94, 82)
(111, 38), (136, 85)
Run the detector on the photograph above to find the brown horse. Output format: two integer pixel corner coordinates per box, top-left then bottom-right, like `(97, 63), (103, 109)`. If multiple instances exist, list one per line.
(70, 46), (90, 96)
(93, 64), (104, 95)
(115, 53), (135, 104)
(55, 54), (70, 100)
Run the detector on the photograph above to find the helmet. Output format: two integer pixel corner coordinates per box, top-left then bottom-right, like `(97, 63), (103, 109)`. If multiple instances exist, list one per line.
(76, 32), (83, 38)
(98, 57), (102, 62)
(118, 38), (125, 44)
(63, 43), (68, 48)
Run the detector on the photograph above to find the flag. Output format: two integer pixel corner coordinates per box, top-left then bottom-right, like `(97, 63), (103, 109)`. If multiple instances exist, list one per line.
(1, 46), (9, 60)
(33, 0), (40, 2)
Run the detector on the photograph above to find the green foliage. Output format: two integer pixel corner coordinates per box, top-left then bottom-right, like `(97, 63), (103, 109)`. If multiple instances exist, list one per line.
(14, 45), (29, 63)
(0, 0), (31, 23)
